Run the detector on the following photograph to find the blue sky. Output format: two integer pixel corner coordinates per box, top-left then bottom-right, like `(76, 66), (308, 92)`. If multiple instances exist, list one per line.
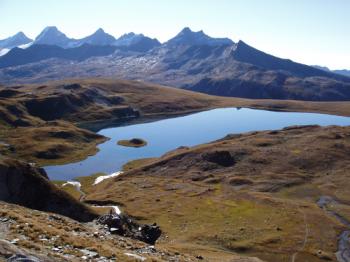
(1, 0), (349, 69)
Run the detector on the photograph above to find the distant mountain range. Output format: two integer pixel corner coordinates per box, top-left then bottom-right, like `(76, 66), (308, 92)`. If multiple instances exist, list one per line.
(313, 65), (350, 78)
(0, 26), (349, 101)
(0, 26), (160, 50)
(0, 44), (117, 68)
(334, 69), (350, 77)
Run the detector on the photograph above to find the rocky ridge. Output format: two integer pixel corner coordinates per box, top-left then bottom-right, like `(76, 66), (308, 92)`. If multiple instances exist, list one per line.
(1, 28), (349, 101)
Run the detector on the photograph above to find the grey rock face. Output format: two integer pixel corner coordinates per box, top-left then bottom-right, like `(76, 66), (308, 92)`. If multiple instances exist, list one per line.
(0, 158), (97, 222)
(34, 26), (72, 48)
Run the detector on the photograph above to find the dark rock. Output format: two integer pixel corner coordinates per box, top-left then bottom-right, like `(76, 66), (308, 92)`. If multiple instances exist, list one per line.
(7, 254), (41, 262)
(139, 223), (162, 245)
(202, 150), (236, 167)
(97, 213), (161, 244)
(48, 131), (74, 139)
(35, 146), (63, 159)
(130, 138), (145, 145)
(0, 157), (97, 222)
(97, 213), (123, 231)
(228, 177), (253, 186)
(62, 83), (81, 90)
(0, 89), (21, 98)
(12, 119), (31, 127)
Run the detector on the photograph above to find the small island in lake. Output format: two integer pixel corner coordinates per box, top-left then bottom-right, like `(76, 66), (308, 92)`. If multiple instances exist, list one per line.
(117, 138), (147, 148)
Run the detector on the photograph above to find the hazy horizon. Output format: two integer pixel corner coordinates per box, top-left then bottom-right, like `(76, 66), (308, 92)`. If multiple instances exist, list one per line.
(1, 0), (349, 70)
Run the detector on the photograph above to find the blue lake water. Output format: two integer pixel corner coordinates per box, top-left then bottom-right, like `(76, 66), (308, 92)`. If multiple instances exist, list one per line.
(44, 108), (350, 180)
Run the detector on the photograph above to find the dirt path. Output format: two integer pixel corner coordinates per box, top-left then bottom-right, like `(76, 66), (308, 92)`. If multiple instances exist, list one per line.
(317, 196), (350, 262)
(63, 180), (121, 214)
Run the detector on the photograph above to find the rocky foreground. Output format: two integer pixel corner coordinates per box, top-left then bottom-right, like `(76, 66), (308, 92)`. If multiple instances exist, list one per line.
(0, 201), (195, 262)
(0, 157), (262, 261)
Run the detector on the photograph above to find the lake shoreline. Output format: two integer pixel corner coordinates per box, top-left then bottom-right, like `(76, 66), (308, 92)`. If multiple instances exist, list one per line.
(44, 107), (350, 181)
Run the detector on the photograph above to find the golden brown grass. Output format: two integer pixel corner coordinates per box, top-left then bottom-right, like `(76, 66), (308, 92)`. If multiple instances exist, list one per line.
(75, 173), (105, 194)
(0, 121), (106, 166)
(3, 78), (350, 261)
(52, 181), (82, 200)
(122, 158), (156, 172)
(86, 125), (350, 261)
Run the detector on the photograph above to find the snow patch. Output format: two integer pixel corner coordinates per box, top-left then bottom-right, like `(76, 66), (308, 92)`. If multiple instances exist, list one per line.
(111, 206), (121, 215)
(124, 253), (146, 261)
(93, 171), (122, 185)
(0, 48), (10, 56)
(62, 181), (81, 191)
(93, 205), (121, 215)
(18, 42), (33, 49)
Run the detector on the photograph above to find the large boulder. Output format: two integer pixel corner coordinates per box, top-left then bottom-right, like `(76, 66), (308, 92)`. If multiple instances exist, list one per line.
(97, 213), (162, 244)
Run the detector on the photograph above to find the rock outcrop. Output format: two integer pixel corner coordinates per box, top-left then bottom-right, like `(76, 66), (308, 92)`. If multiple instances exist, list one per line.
(97, 212), (162, 244)
(0, 157), (97, 222)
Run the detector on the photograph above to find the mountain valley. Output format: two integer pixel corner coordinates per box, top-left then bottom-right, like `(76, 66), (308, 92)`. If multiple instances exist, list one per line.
(0, 16), (350, 262)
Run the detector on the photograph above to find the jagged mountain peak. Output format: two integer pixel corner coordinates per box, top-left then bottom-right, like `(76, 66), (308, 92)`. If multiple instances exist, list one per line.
(112, 32), (160, 52)
(77, 28), (116, 46)
(14, 31), (27, 37)
(115, 32), (147, 46)
(179, 27), (193, 33)
(34, 26), (72, 48)
(0, 31), (32, 49)
(176, 27), (206, 38)
(166, 27), (233, 46)
(120, 32), (136, 37)
(37, 26), (63, 36)
(95, 28), (105, 33)
(117, 32), (145, 41)
(91, 28), (111, 36)
(79, 28), (115, 45)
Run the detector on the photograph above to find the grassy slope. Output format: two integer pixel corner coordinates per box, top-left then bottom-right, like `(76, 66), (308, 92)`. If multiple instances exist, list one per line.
(61, 78), (350, 118)
(2, 78), (350, 260)
(1, 121), (107, 165)
(86, 125), (350, 261)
